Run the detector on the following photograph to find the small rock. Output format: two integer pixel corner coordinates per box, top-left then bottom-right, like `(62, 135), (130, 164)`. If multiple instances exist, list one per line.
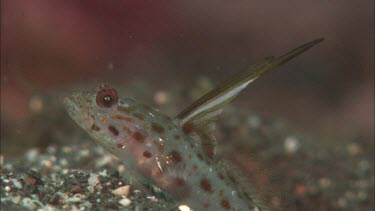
(294, 183), (306, 196)
(98, 169), (107, 177)
(357, 191), (368, 201)
(337, 198), (347, 208)
(11, 179), (22, 189)
(66, 194), (85, 203)
(25, 176), (37, 185)
(178, 204), (192, 211)
(284, 136), (299, 154)
(154, 91), (169, 105)
(247, 115), (261, 129)
(25, 149), (39, 161)
(88, 173), (99, 187)
(319, 177), (332, 188)
(25, 170), (43, 186)
(29, 95), (44, 113)
(111, 185), (130, 196)
(4, 186), (11, 192)
(70, 185), (82, 194)
(119, 198), (131, 207)
(347, 142), (361, 156)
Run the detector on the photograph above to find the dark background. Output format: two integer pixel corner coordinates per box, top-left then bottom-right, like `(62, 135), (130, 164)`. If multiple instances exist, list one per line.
(1, 0), (374, 144)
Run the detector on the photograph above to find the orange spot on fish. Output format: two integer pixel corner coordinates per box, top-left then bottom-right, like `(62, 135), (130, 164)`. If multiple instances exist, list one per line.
(151, 123), (165, 134)
(173, 178), (186, 187)
(122, 126), (132, 135)
(220, 199), (231, 209)
(110, 114), (133, 122)
(200, 178), (212, 192)
(205, 149), (215, 159)
(132, 132), (145, 143)
(168, 150), (182, 163)
(108, 125), (119, 136)
(118, 106), (135, 112)
(99, 117), (107, 123)
(134, 113), (145, 120)
(91, 124), (100, 131)
(182, 122), (194, 134)
(218, 172), (225, 180)
(197, 153), (204, 161)
(143, 151), (152, 158)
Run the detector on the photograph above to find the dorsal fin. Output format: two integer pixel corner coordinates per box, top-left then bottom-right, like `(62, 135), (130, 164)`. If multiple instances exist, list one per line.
(176, 38), (323, 158)
(176, 38), (323, 124)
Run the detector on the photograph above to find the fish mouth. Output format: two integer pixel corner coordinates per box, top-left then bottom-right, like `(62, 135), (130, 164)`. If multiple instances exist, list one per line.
(64, 96), (91, 130)
(63, 96), (79, 117)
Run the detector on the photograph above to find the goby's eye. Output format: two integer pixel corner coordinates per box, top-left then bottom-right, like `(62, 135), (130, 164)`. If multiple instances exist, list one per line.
(96, 88), (118, 108)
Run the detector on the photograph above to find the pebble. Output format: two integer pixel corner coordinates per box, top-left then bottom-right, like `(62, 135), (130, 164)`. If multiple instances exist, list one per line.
(66, 194), (85, 203)
(347, 143), (361, 156)
(117, 165), (126, 173)
(178, 205), (192, 211)
(284, 136), (299, 154)
(59, 158), (68, 166)
(119, 198), (131, 207)
(111, 185), (130, 196)
(337, 198), (347, 208)
(11, 179), (22, 189)
(4, 186), (11, 192)
(98, 169), (107, 177)
(294, 183), (306, 196)
(88, 174), (99, 186)
(47, 146), (56, 154)
(147, 196), (158, 201)
(62, 146), (73, 153)
(43, 160), (52, 168)
(247, 115), (261, 129)
(29, 95), (44, 113)
(154, 91), (169, 105)
(25, 149), (39, 161)
(358, 160), (370, 171)
(318, 177), (331, 188)
(357, 191), (367, 201)
(79, 149), (90, 157)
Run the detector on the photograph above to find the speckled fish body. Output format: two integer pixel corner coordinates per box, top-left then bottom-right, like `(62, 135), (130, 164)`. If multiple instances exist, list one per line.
(64, 39), (323, 210)
(65, 85), (253, 210)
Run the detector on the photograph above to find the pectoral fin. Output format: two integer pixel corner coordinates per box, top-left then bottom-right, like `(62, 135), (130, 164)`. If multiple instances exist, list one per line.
(217, 160), (269, 210)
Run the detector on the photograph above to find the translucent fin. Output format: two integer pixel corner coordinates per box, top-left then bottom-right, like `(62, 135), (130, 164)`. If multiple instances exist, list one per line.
(139, 177), (176, 203)
(218, 160), (269, 211)
(176, 38), (324, 125)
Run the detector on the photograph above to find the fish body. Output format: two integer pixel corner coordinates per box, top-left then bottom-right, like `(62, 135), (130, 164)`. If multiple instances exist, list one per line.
(65, 85), (253, 210)
(64, 39), (323, 210)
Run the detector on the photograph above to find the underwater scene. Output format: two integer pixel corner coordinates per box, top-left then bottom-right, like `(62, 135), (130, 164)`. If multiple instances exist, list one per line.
(1, 1), (374, 211)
